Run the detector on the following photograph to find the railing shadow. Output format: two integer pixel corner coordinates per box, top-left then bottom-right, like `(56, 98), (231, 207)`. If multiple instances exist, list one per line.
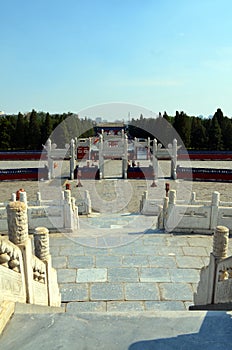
(128, 311), (232, 350)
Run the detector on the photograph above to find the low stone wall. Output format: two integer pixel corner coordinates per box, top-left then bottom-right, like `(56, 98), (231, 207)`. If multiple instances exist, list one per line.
(0, 202), (61, 307)
(0, 189), (79, 233)
(158, 190), (232, 234)
(192, 226), (232, 308)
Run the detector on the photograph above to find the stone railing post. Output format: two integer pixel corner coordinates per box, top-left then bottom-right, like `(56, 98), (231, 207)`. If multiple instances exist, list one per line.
(34, 227), (50, 261)
(84, 190), (92, 215)
(210, 191), (220, 230)
(165, 190), (177, 232)
(171, 138), (177, 180)
(161, 196), (169, 229)
(63, 189), (75, 231)
(36, 192), (41, 206)
(193, 225), (229, 307)
(11, 193), (16, 202)
(7, 201), (33, 303)
(99, 134), (104, 179)
(140, 191), (148, 213)
(34, 227), (61, 306)
(190, 192), (196, 204)
(213, 225), (229, 260)
(152, 139), (158, 179)
(7, 201), (28, 245)
(64, 189), (71, 230)
(70, 138), (75, 180)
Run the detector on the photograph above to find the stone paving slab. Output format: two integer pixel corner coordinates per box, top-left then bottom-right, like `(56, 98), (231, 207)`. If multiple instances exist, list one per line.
(159, 283), (194, 301)
(91, 283), (124, 301)
(48, 223), (231, 311)
(140, 268), (171, 282)
(108, 267), (139, 282)
(125, 283), (160, 301)
(60, 284), (89, 302)
(76, 268), (107, 282)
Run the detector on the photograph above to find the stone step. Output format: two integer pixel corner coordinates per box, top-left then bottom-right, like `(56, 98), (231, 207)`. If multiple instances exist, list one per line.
(1, 310), (232, 349)
(14, 302), (65, 315)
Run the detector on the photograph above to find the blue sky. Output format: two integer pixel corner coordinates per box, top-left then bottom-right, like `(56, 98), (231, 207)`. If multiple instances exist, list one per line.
(1, 0), (232, 118)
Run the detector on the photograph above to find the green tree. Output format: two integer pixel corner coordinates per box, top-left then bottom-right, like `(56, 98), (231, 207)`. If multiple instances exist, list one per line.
(14, 112), (26, 149)
(173, 111), (192, 148)
(41, 112), (53, 144)
(28, 109), (42, 149)
(221, 117), (232, 150)
(208, 116), (223, 150)
(0, 117), (11, 149)
(190, 117), (207, 149)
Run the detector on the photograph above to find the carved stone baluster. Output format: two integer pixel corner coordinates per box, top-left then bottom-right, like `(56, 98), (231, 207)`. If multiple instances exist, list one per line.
(213, 226), (229, 260)
(34, 227), (50, 261)
(7, 201), (28, 245)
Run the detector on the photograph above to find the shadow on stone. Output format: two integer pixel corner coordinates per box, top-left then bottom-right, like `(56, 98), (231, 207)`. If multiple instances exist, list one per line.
(128, 312), (232, 350)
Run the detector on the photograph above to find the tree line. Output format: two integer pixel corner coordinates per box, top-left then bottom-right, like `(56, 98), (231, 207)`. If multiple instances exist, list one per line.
(128, 108), (232, 150)
(0, 110), (95, 150)
(1, 108), (231, 151)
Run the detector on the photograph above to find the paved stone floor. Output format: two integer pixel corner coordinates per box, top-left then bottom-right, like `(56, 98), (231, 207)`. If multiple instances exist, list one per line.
(49, 215), (232, 312)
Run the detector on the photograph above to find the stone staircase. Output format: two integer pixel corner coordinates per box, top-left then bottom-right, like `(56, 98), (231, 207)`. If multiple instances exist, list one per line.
(1, 304), (232, 349)
(1, 223), (232, 349)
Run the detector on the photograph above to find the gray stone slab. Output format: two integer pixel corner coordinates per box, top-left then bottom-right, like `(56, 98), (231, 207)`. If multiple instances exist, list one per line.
(159, 283), (193, 301)
(107, 301), (144, 312)
(84, 247), (110, 255)
(166, 236), (189, 247)
(49, 237), (75, 246)
(59, 245), (85, 256)
(90, 283), (124, 301)
(2, 311), (232, 350)
(60, 283), (89, 302)
(49, 246), (60, 256)
(108, 267), (139, 282)
(95, 255), (122, 267)
(122, 255), (149, 267)
(169, 269), (200, 283)
(156, 246), (184, 256)
(57, 269), (77, 283)
(133, 245), (158, 255)
(52, 256), (67, 268)
(74, 238), (97, 247)
(176, 256), (204, 269)
(110, 245), (135, 255)
(125, 283), (160, 300)
(140, 268), (171, 282)
(68, 256), (95, 268)
(182, 246), (208, 256)
(66, 301), (106, 312)
(187, 236), (212, 247)
(142, 236), (167, 245)
(96, 237), (123, 248)
(76, 268), (107, 282)
(145, 301), (186, 311)
(148, 256), (177, 268)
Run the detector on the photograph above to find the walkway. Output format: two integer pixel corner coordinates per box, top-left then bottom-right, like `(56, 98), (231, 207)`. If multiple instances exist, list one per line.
(49, 217), (232, 312)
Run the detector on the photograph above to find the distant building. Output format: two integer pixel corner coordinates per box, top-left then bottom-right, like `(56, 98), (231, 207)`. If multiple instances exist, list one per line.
(95, 117), (102, 123)
(0, 111), (5, 117)
(94, 122), (126, 135)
